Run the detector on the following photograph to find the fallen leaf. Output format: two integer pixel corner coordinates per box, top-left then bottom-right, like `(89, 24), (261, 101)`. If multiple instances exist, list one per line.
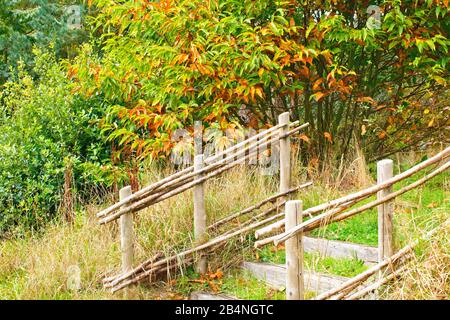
(427, 202), (437, 208)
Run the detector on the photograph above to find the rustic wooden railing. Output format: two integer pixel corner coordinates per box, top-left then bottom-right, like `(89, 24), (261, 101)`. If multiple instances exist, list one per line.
(100, 112), (312, 292)
(253, 146), (449, 300)
(99, 109), (449, 297)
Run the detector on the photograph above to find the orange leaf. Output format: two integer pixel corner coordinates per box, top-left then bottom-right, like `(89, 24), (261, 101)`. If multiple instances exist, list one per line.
(313, 92), (326, 101)
(299, 134), (310, 143)
(324, 132), (333, 143)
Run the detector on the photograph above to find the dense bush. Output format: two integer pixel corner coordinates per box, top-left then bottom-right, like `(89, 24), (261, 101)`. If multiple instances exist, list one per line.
(0, 49), (113, 236)
(73, 0), (449, 165)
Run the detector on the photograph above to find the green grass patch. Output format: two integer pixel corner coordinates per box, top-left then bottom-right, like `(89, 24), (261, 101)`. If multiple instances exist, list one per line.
(173, 267), (285, 300)
(255, 246), (367, 278)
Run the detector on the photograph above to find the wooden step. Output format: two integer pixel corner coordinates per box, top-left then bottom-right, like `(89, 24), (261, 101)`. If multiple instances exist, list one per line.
(303, 236), (378, 264)
(190, 291), (238, 300)
(242, 261), (349, 294)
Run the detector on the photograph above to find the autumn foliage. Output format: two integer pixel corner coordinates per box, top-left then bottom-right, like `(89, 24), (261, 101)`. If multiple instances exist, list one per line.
(71, 0), (449, 165)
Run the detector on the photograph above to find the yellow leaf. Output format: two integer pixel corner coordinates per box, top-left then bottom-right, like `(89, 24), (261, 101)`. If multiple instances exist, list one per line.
(424, 109), (430, 115)
(361, 125), (367, 136)
(428, 118), (435, 127)
(258, 68), (264, 77)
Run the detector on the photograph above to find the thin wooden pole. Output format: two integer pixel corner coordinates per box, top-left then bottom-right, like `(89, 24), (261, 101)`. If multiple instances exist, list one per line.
(377, 159), (394, 262)
(107, 207), (291, 291)
(285, 200), (304, 300)
(279, 112), (291, 204)
(194, 154), (207, 274)
(120, 186), (134, 273)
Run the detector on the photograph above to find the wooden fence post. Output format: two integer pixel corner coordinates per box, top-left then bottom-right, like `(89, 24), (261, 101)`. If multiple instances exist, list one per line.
(279, 112), (291, 203)
(194, 154), (207, 274)
(285, 200), (304, 300)
(120, 186), (134, 273)
(194, 121), (203, 156)
(377, 159), (394, 263)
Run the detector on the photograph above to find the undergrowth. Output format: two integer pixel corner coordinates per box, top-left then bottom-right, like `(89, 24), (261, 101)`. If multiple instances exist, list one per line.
(0, 150), (448, 300)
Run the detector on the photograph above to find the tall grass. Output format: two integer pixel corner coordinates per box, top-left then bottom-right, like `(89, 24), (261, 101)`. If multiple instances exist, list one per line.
(0, 148), (448, 299)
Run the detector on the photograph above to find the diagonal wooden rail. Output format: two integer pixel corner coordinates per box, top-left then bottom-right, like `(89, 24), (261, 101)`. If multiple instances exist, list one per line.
(100, 113), (313, 291)
(254, 146), (450, 243)
(98, 107), (448, 297)
(252, 146), (449, 300)
(98, 122), (309, 224)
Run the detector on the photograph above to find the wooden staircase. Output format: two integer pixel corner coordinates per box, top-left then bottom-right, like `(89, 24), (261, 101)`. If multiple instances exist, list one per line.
(191, 236), (378, 300)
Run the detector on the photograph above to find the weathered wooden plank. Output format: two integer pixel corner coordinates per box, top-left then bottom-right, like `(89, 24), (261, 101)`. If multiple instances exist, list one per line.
(285, 200), (303, 300)
(194, 154), (207, 274)
(190, 291), (238, 300)
(119, 186), (134, 273)
(377, 159), (394, 262)
(242, 262), (349, 294)
(303, 236), (378, 264)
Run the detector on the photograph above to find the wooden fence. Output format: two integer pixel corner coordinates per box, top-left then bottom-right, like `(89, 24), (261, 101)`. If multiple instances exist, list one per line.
(254, 146), (450, 300)
(100, 112), (313, 292)
(98, 112), (449, 298)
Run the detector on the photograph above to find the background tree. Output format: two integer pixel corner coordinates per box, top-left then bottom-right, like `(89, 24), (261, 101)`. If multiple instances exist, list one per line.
(72, 0), (449, 168)
(0, 0), (89, 83)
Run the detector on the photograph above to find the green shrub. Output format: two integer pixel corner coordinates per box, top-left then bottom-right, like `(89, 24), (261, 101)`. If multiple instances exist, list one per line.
(0, 49), (113, 236)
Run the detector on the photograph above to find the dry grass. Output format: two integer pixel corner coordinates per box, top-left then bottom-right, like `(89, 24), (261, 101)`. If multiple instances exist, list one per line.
(0, 164), (287, 299)
(0, 147), (448, 300)
(382, 224), (449, 300)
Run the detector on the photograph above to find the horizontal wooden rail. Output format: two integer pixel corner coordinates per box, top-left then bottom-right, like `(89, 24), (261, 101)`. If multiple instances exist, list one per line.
(97, 121), (305, 219)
